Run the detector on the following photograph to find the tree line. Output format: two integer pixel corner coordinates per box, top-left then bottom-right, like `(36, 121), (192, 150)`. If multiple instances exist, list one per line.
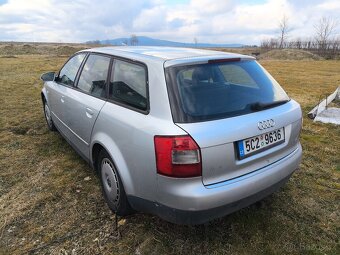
(261, 16), (339, 59)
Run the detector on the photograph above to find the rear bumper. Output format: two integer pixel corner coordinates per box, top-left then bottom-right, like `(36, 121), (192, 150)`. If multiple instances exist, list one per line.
(129, 143), (302, 225)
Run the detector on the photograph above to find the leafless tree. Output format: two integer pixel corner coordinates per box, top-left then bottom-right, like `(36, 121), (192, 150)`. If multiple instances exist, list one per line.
(260, 38), (279, 49)
(270, 38), (279, 48)
(295, 38), (302, 49)
(278, 15), (290, 49)
(130, 34), (139, 46)
(314, 16), (338, 50)
(194, 37), (198, 47)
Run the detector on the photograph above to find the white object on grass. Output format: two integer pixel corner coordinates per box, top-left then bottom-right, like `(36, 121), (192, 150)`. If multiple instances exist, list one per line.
(309, 86), (340, 125)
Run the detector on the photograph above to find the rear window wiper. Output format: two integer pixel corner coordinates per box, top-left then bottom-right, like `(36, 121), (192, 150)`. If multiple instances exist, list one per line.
(250, 99), (289, 111)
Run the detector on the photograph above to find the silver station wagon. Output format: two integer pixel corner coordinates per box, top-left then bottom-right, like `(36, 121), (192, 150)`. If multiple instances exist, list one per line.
(41, 47), (302, 224)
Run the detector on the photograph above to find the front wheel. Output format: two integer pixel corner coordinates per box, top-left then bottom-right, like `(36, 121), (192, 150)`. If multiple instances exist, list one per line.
(98, 150), (134, 216)
(43, 101), (56, 131)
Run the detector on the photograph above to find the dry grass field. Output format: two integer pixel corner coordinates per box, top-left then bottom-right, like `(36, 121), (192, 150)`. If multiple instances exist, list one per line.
(0, 45), (339, 254)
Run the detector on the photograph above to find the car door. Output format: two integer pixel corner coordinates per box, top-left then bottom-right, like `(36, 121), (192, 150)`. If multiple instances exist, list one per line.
(47, 53), (87, 135)
(61, 53), (111, 158)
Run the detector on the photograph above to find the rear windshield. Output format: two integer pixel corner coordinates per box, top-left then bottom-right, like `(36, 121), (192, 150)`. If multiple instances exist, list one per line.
(165, 60), (289, 123)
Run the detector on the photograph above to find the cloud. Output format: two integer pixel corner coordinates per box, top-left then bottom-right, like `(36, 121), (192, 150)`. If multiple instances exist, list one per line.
(0, 0), (339, 44)
(133, 6), (168, 31)
(188, 0), (234, 14)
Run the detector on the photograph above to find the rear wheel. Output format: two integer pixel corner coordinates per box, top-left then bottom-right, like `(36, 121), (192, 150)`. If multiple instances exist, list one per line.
(98, 150), (133, 216)
(43, 100), (56, 131)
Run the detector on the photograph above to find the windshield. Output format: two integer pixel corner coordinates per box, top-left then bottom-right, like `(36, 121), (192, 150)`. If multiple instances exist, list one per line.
(165, 60), (289, 123)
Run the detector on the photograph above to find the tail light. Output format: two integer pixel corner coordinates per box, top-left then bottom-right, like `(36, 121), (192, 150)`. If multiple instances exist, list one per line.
(154, 135), (202, 177)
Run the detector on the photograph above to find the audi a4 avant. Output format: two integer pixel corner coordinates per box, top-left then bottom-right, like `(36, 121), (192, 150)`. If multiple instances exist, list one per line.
(40, 47), (302, 224)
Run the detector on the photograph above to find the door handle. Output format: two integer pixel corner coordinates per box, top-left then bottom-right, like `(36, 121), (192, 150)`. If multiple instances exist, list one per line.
(86, 107), (94, 118)
(60, 96), (65, 103)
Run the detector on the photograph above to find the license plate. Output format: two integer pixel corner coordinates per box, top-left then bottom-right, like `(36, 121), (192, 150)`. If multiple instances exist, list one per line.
(237, 127), (285, 159)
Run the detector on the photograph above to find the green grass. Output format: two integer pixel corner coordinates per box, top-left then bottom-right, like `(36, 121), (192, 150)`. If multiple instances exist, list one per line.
(0, 55), (339, 254)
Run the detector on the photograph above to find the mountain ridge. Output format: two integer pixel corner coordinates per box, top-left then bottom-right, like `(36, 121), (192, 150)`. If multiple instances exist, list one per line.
(87, 36), (244, 48)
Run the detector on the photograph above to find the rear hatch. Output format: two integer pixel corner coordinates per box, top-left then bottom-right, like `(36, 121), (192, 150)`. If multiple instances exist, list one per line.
(165, 57), (302, 185)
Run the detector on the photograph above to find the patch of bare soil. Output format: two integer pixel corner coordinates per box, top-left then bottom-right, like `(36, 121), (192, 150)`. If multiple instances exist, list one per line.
(0, 43), (91, 56)
(259, 49), (323, 60)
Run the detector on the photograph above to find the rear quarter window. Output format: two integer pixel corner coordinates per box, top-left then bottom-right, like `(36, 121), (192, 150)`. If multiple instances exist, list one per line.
(109, 59), (148, 112)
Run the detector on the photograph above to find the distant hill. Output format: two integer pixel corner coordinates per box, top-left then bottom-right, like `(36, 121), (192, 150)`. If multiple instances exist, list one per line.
(86, 36), (244, 48)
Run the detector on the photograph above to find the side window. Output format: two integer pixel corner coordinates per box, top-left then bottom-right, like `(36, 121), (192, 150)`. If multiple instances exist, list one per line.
(77, 54), (110, 97)
(58, 54), (86, 86)
(109, 59), (147, 111)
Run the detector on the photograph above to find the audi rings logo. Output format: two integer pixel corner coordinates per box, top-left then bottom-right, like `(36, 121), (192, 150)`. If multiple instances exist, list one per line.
(258, 119), (275, 130)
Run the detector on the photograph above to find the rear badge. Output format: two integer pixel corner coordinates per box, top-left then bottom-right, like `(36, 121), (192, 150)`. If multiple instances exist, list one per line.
(258, 119), (275, 130)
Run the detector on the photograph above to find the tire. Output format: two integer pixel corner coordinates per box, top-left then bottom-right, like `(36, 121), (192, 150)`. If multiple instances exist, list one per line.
(98, 150), (134, 216)
(43, 100), (57, 131)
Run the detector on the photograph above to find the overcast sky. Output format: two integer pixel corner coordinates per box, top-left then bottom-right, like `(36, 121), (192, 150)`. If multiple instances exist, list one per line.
(0, 0), (339, 45)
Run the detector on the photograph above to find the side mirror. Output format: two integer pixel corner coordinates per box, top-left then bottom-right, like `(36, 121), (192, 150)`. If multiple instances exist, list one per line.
(40, 71), (56, 82)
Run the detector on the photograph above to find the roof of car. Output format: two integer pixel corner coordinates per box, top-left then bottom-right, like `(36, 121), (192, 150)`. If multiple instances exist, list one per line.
(82, 46), (253, 64)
